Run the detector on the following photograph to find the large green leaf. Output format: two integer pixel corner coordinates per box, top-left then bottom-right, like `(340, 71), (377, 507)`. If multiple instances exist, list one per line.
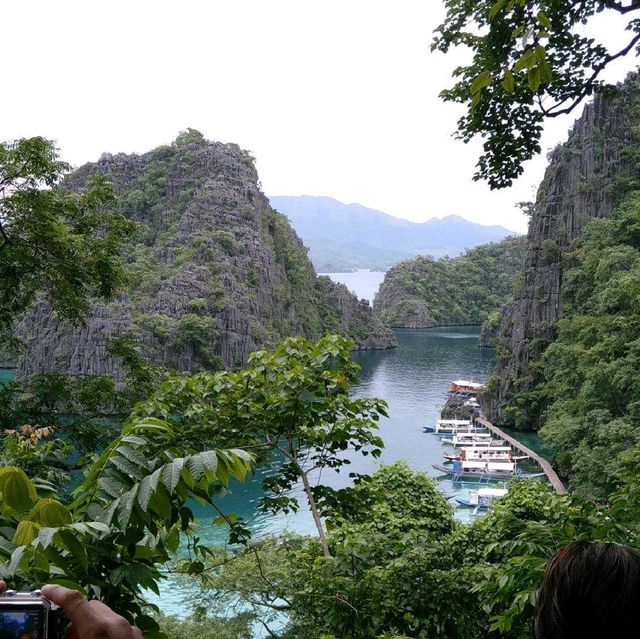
(13, 520), (40, 545)
(58, 530), (89, 572)
(29, 499), (72, 527)
(0, 467), (38, 511)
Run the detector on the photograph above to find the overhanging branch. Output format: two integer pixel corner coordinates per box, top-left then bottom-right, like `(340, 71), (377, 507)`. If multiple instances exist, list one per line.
(542, 31), (640, 118)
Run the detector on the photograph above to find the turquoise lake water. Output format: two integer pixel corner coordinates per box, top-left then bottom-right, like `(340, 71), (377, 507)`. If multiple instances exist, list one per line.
(154, 325), (499, 614)
(0, 329), (504, 616)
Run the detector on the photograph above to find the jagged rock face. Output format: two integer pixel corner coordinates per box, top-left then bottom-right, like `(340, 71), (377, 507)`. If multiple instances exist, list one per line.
(488, 76), (639, 424)
(373, 236), (525, 328)
(16, 133), (395, 378)
(477, 317), (499, 348)
(440, 397), (478, 421)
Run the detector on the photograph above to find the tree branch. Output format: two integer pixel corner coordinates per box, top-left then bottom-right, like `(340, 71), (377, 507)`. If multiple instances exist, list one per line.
(543, 32), (640, 118)
(601, 0), (640, 14)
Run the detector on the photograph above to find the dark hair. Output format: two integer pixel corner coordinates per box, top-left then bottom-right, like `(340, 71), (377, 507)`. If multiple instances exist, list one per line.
(535, 541), (640, 639)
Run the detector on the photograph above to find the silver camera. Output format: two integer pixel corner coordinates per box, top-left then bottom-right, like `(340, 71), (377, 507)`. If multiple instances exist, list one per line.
(0, 590), (61, 638)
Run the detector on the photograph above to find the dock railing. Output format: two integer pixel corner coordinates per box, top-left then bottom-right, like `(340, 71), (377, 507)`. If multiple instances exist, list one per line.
(473, 416), (567, 495)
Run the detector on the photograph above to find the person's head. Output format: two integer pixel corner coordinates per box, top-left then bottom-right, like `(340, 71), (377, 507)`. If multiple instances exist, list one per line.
(535, 541), (640, 639)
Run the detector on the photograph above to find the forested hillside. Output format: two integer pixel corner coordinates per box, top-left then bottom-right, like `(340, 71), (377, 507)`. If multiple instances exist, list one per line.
(13, 131), (395, 378)
(483, 74), (640, 497)
(271, 195), (518, 271)
(373, 235), (525, 327)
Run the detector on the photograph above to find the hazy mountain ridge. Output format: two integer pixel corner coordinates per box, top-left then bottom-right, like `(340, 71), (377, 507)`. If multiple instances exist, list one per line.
(270, 195), (519, 271)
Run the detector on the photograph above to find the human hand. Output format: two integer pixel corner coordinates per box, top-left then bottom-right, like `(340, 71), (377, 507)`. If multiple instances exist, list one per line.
(41, 584), (144, 639)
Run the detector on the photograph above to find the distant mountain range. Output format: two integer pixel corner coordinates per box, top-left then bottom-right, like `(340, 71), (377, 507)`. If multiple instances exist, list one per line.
(269, 195), (520, 271)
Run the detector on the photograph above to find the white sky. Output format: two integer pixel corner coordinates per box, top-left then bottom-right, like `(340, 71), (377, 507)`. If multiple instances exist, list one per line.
(3, 1), (637, 234)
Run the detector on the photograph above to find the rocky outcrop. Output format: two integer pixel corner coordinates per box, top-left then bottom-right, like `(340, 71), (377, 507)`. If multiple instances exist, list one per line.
(478, 313), (499, 348)
(440, 396), (479, 421)
(15, 132), (395, 378)
(487, 75), (640, 425)
(374, 236), (525, 328)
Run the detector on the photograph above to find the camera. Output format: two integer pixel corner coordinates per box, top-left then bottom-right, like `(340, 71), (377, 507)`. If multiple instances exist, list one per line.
(0, 590), (62, 638)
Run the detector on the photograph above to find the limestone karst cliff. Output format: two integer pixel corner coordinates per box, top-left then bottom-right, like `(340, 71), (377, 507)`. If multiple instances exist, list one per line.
(373, 236), (525, 328)
(14, 131), (395, 378)
(487, 74), (640, 425)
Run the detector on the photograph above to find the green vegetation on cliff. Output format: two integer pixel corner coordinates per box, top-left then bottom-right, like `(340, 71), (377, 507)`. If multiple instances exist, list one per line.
(14, 131), (394, 379)
(503, 194), (640, 497)
(374, 235), (525, 327)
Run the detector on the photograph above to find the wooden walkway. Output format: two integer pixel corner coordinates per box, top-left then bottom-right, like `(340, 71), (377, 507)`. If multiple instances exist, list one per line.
(473, 417), (568, 495)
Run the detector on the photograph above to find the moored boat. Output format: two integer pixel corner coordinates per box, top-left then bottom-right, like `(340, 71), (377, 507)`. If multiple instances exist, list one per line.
(443, 446), (527, 463)
(449, 379), (485, 395)
(455, 487), (508, 508)
(440, 432), (495, 447)
(423, 418), (474, 434)
(433, 459), (546, 482)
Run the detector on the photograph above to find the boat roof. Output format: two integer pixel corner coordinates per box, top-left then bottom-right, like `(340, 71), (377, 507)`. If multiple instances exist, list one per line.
(436, 419), (472, 425)
(451, 379), (484, 388)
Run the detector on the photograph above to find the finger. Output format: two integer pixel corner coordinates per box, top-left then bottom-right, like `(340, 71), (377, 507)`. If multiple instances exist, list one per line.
(40, 585), (91, 627)
(132, 627), (144, 639)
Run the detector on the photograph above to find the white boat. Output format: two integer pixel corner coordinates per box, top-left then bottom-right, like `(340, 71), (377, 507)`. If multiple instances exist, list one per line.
(456, 487), (508, 508)
(443, 446), (523, 463)
(440, 432), (496, 447)
(423, 419), (473, 434)
(433, 459), (546, 482)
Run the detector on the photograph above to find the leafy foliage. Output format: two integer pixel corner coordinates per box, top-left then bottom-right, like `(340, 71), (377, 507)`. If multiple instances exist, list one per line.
(433, 0), (640, 188)
(0, 136), (134, 333)
(0, 417), (252, 637)
(191, 465), (639, 639)
(375, 236), (525, 327)
(503, 191), (640, 496)
(131, 334), (388, 556)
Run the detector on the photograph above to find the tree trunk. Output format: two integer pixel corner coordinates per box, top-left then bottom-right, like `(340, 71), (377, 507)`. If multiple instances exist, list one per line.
(300, 469), (331, 557)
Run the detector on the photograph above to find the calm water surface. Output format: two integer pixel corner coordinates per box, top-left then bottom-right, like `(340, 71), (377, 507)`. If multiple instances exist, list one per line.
(157, 326), (497, 613)
(0, 328), (504, 616)
(318, 269), (386, 304)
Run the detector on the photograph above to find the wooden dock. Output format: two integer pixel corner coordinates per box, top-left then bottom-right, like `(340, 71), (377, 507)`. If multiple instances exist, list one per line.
(473, 416), (568, 495)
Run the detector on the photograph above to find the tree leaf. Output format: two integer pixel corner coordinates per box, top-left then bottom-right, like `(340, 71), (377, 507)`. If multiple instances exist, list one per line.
(539, 60), (553, 83)
(8, 546), (26, 575)
(58, 530), (88, 573)
(528, 67), (541, 91)
(537, 11), (552, 30)
(0, 467), (38, 511)
(470, 71), (492, 95)
(503, 70), (515, 93)
(161, 458), (185, 494)
(13, 521), (40, 546)
(489, 0), (507, 19)
(29, 499), (72, 527)
(137, 467), (162, 512)
(36, 527), (58, 549)
(117, 487), (138, 528)
(514, 48), (535, 72)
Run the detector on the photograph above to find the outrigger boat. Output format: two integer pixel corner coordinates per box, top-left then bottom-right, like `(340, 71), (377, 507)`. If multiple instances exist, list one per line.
(455, 487), (508, 509)
(433, 459), (546, 482)
(443, 446), (529, 463)
(440, 432), (495, 446)
(423, 418), (473, 434)
(449, 379), (485, 396)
